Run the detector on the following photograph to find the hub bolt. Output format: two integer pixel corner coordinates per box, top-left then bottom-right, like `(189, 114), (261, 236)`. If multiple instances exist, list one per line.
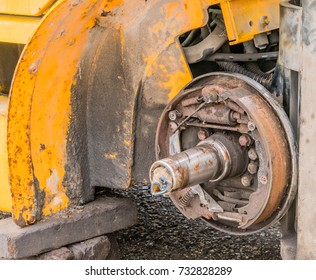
(239, 134), (252, 146)
(248, 161), (259, 175)
(248, 148), (258, 161)
(241, 174), (253, 187)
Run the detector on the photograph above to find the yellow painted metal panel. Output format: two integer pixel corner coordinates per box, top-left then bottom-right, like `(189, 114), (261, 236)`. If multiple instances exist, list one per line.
(0, 0), (56, 16)
(0, 15), (41, 44)
(221, 0), (282, 45)
(0, 96), (11, 213)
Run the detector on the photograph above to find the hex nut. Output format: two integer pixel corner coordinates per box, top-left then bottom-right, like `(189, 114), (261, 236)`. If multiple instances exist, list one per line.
(241, 175), (253, 187)
(248, 148), (258, 161)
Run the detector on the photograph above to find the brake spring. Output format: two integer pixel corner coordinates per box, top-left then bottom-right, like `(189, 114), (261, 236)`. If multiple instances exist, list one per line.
(179, 189), (195, 207)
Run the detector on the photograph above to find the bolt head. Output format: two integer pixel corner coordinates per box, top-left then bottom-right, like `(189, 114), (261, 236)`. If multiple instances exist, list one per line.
(239, 134), (252, 146)
(168, 110), (181, 121)
(241, 175), (253, 187)
(260, 16), (270, 26)
(248, 161), (259, 175)
(260, 175), (268, 185)
(28, 62), (38, 74)
(248, 121), (256, 131)
(248, 148), (258, 161)
(198, 129), (209, 141)
(202, 87), (218, 103)
(232, 112), (241, 121)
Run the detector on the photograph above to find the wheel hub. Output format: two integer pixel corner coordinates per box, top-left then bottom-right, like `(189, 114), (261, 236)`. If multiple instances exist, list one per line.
(150, 73), (297, 234)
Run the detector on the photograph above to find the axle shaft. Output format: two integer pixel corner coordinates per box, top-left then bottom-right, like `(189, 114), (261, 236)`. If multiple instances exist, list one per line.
(150, 133), (247, 195)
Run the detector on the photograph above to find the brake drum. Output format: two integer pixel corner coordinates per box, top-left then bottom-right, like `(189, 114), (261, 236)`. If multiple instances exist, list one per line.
(151, 72), (297, 234)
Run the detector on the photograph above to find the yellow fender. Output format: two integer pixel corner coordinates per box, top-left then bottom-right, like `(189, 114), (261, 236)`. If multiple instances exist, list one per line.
(8, 0), (219, 226)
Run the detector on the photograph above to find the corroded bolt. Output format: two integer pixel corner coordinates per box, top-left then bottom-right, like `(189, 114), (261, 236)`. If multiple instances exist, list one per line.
(232, 112), (241, 121)
(260, 16), (270, 26)
(260, 175), (268, 185)
(248, 121), (256, 131)
(248, 148), (258, 161)
(168, 110), (181, 121)
(241, 175), (253, 187)
(202, 87), (218, 103)
(197, 129), (210, 141)
(28, 62), (38, 74)
(248, 161), (259, 175)
(239, 134), (252, 146)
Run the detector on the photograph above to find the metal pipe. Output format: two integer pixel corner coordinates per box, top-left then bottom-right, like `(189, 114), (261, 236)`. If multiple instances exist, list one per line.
(206, 51), (278, 62)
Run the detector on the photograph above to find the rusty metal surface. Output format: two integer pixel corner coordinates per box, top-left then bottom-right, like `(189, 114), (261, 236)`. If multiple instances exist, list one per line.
(154, 72), (296, 234)
(150, 133), (247, 195)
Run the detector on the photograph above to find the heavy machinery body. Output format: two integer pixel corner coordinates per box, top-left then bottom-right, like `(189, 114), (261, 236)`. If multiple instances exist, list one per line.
(0, 0), (314, 259)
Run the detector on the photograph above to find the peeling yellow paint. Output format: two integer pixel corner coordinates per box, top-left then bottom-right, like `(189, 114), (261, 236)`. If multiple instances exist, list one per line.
(7, 0), (226, 225)
(153, 21), (163, 33)
(104, 153), (118, 159)
(8, 0), (124, 225)
(124, 139), (131, 146)
(165, 2), (179, 19)
(162, 70), (192, 101)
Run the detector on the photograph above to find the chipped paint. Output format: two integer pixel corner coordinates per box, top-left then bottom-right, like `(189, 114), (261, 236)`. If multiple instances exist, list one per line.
(6, 0), (226, 226)
(104, 153), (118, 159)
(8, 0), (123, 226)
(46, 168), (60, 195)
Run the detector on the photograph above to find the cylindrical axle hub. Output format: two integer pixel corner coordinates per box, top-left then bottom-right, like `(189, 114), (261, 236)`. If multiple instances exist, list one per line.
(150, 133), (247, 195)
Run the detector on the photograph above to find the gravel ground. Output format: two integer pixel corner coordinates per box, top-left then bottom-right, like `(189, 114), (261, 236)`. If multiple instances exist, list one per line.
(113, 185), (281, 260)
(0, 186), (281, 260)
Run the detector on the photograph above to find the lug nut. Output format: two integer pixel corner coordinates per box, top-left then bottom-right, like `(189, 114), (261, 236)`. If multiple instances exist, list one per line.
(248, 121), (256, 131)
(198, 129), (210, 141)
(241, 175), (253, 187)
(239, 134), (252, 146)
(248, 161), (259, 175)
(248, 148), (258, 161)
